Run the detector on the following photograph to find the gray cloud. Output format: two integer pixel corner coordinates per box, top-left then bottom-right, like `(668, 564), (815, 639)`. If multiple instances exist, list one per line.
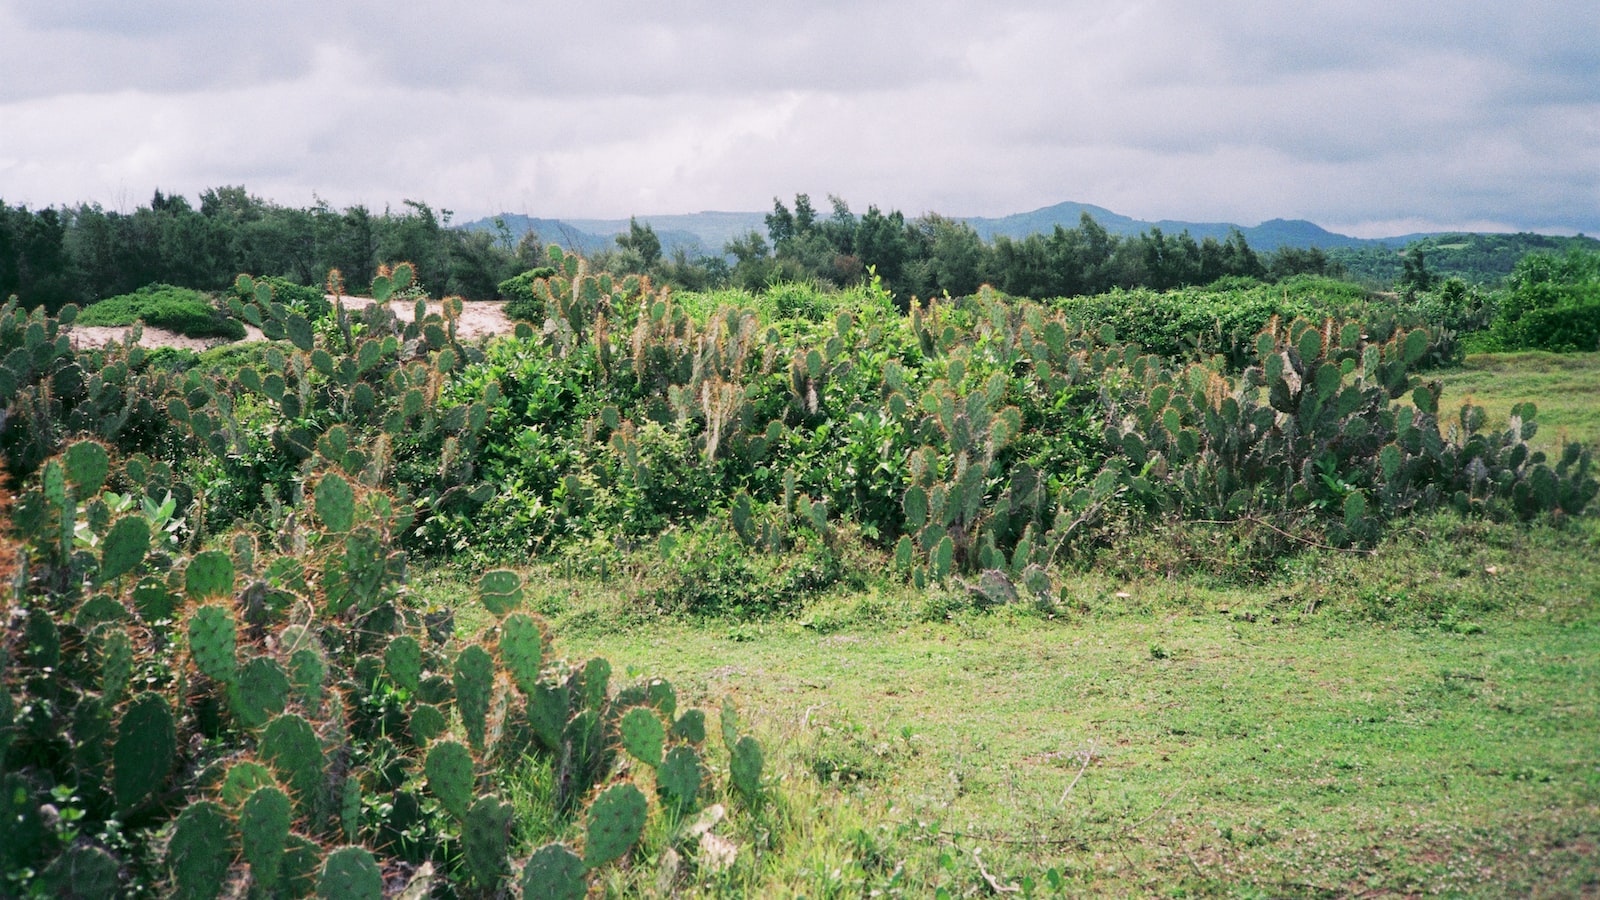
(0, 0), (1595, 235)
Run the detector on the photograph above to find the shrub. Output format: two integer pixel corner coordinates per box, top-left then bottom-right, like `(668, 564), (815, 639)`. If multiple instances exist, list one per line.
(78, 283), (246, 340)
(498, 266), (558, 321)
(1480, 248), (1600, 352)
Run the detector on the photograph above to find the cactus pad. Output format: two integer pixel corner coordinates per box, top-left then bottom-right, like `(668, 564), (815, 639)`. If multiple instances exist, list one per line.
(425, 739), (475, 821)
(619, 707), (665, 768)
(64, 439), (110, 495)
(646, 677), (677, 719)
(99, 627), (134, 703)
(730, 735), (764, 803)
(100, 514), (151, 581)
(167, 800), (234, 900)
(720, 696), (739, 750)
(187, 604), (238, 685)
(113, 692), (176, 813)
(529, 681), (569, 751)
(241, 785), (293, 891)
(317, 846), (382, 900)
(453, 644), (495, 751)
(521, 843), (587, 900)
(315, 473), (356, 533)
(231, 656), (291, 729)
(478, 569), (523, 617)
(409, 703), (447, 746)
(290, 647), (326, 710)
(583, 782), (647, 868)
(185, 550), (236, 600)
(498, 612), (544, 695)
(383, 634), (423, 693)
(340, 775), (361, 843)
(41, 844), (121, 896)
(657, 745), (703, 813)
(671, 709), (707, 744)
(463, 795), (514, 888)
(221, 760), (277, 806)
(133, 576), (176, 625)
(261, 713), (325, 821)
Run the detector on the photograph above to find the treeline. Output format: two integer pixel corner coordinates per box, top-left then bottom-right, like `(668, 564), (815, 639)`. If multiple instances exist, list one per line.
(1328, 232), (1600, 287)
(0, 187), (544, 311)
(706, 194), (1340, 300)
(4, 188), (1347, 313)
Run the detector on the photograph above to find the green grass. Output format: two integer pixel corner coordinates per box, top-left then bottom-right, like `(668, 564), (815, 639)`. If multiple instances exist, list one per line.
(1435, 351), (1600, 451)
(418, 515), (1600, 897)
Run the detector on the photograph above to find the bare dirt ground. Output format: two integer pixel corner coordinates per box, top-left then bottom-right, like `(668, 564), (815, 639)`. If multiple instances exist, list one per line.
(65, 297), (516, 351)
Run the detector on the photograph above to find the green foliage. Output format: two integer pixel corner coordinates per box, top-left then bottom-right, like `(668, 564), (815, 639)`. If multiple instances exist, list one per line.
(78, 283), (247, 339)
(1479, 248), (1600, 353)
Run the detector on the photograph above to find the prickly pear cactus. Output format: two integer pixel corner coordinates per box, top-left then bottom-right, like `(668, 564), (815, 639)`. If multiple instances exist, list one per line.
(240, 785), (293, 892)
(99, 514), (151, 582)
(453, 644), (495, 751)
(671, 709), (707, 743)
(383, 634), (423, 693)
(221, 760), (277, 807)
(113, 692), (176, 813)
(479, 569), (523, 617)
(39, 844), (120, 897)
(425, 739), (475, 821)
(231, 656), (290, 729)
(410, 703), (447, 746)
(317, 846), (382, 900)
(167, 801), (234, 900)
(314, 472), (356, 533)
(583, 781), (647, 868)
(185, 550), (236, 600)
(463, 795), (514, 888)
(498, 612), (544, 695)
(619, 706), (665, 768)
(260, 713), (325, 822)
(187, 604), (238, 685)
(657, 745), (703, 813)
(521, 843), (587, 900)
(730, 735), (764, 803)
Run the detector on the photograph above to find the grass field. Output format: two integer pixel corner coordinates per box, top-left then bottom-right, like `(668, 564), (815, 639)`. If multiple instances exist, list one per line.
(411, 351), (1600, 897)
(413, 514), (1600, 898)
(1434, 351), (1600, 452)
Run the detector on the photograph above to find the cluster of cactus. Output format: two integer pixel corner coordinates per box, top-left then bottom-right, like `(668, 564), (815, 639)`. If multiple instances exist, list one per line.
(1096, 316), (1596, 537)
(1, 437), (766, 896)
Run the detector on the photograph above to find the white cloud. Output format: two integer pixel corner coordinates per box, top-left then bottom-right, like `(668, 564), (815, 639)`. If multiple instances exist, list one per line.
(0, 0), (1595, 234)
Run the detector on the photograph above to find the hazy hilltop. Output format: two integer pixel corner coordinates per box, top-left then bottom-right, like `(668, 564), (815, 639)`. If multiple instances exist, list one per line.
(466, 200), (1407, 258)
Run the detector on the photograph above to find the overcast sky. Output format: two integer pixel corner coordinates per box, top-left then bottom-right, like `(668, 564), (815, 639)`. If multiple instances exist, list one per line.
(1, 1), (1596, 237)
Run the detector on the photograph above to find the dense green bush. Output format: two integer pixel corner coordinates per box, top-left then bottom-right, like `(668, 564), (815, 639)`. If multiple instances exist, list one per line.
(231, 274), (330, 319)
(497, 266), (557, 321)
(1478, 248), (1600, 352)
(77, 283), (246, 340)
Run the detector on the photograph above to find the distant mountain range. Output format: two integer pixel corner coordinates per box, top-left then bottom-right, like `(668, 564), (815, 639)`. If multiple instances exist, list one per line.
(460, 201), (1465, 259)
